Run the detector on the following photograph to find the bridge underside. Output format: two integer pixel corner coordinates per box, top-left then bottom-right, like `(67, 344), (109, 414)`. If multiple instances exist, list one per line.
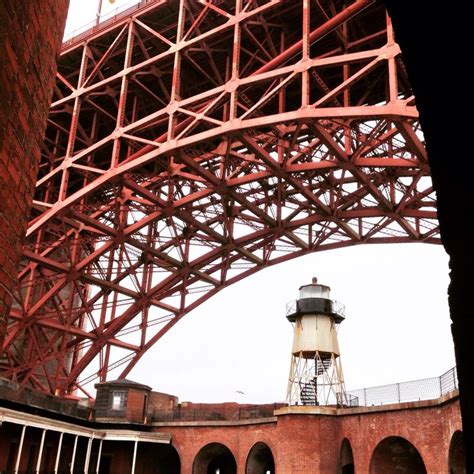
(2, 0), (437, 396)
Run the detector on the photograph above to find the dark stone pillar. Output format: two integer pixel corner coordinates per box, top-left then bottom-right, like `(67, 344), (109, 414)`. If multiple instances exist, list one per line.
(0, 0), (69, 346)
(384, 1), (473, 469)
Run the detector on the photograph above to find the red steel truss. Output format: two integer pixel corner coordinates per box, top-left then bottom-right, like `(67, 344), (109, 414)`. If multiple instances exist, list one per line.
(2, 0), (438, 396)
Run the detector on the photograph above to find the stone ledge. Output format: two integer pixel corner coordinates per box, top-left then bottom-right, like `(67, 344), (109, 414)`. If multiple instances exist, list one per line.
(151, 416), (277, 428)
(274, 389), (459, 417)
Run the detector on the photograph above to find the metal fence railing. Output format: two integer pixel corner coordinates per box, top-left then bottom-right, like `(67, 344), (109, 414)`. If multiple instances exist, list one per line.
(0, 368), (458, 422)
(285, 299), (346, 320)
(347, 366), (458, 407)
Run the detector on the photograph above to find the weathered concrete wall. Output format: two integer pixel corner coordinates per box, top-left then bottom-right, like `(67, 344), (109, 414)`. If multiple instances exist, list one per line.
(0, 0), (69, 343)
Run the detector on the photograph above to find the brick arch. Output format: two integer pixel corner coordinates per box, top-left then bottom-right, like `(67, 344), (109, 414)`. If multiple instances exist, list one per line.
(448, 430), (466, 474)
(369, 436), (426, 474)
(135, 442), (181, 474)
(245, 441), (275, 474)
(193, 442), (237, 474)
(339, 438), (354, 474)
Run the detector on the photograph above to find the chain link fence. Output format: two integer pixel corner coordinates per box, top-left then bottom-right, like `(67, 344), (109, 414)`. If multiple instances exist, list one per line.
(348, 366), (458, 407)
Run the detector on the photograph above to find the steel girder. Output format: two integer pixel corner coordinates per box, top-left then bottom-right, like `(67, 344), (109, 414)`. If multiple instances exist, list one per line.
(1, 0), (438, 396)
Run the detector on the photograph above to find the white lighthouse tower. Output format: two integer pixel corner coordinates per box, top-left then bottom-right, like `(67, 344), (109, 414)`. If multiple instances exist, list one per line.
(286, 277), (348, 406)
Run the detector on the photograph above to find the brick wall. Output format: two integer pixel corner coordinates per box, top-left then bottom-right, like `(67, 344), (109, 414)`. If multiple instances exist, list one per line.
(148, 390), (178, 412)
(126, 388), (147, 423)
(152, 401), (283, 422)
(0, 393), (463, 472)
(164, 421), (277, 473)
(338, 397), (463, 472)
(156, 396), (462, 473)
(0, 0), (69, 344)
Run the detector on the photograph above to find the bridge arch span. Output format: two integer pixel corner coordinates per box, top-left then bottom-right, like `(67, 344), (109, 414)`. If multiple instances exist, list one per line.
(3, 0), (438, 395)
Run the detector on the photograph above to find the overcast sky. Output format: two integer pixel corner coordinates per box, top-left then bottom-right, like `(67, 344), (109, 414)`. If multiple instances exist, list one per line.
(129, 244), (454, 403)
(64, 1), (456, 404)
(64, 0), (141, 37)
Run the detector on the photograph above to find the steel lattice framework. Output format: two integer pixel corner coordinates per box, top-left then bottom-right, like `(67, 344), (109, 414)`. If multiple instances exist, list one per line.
(1, 0), (438, 396)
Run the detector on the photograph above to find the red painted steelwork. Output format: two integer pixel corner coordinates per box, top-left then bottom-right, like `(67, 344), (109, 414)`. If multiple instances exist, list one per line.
(2, 0), (438, 396)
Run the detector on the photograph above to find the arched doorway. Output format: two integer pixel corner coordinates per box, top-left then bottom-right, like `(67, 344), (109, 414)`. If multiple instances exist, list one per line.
(135, 443), (181, 474)
(370, 436), (426, 473)
(193, 443), (237, 474)
(246, 442), (275, 474)
(339, 438), (354, 474)
(448, 430), (466, 474)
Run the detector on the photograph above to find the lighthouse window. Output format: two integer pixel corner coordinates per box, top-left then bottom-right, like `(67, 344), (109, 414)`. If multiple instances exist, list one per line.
(299, 285), (330, 299)
(111, 391), (125, 410)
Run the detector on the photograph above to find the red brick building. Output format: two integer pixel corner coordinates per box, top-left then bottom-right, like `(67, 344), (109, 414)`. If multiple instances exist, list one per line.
(0, 375), (466, 473)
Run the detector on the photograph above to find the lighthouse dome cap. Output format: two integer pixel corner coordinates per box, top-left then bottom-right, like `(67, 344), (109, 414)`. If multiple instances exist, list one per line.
(298, 276), (331, 292)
